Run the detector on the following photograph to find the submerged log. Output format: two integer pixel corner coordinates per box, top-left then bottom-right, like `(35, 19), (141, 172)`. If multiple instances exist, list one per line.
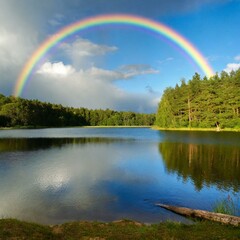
(156, 203), (240, 226)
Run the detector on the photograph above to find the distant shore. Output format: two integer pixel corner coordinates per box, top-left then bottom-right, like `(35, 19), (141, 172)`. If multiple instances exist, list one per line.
(84, 125), (151, 128)
(0, 125), (239, 132)
(152, 126), (240, 132)
(0, 125), (152, 130)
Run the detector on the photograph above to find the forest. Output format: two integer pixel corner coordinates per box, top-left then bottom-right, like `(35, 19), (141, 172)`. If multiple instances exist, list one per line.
(0, 94), (155, 127)
(156, 70), (240, 129)
(1, 70), (239, 129)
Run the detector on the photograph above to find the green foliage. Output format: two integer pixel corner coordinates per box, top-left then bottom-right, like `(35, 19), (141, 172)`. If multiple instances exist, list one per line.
(156, 70), (240, 129)
(0, 94), (155, 128)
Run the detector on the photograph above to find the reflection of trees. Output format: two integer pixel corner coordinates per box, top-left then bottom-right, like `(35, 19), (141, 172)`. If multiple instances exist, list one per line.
(0, 138), (125, 152)
(159, 142), (240, 191)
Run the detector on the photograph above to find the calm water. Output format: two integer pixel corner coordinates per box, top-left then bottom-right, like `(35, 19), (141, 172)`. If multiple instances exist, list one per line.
(0, 127), (239, 224)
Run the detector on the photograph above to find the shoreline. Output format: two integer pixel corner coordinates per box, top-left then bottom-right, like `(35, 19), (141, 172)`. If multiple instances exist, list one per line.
(83, 125), (151, 128)
(152, 126), (240, 132)
(0, 125), (239, 132)
(0, 125), (152, 130)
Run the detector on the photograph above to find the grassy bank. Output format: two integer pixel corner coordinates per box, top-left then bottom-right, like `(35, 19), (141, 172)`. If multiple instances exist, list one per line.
(152, 126), (240, 132)
(0, 219), (240, 240)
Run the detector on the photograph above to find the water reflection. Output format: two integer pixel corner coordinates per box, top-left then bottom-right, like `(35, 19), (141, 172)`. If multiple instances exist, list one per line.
(159, 142), (240, 191)
(0, 136), (172, 224)
(0, 137), (125, 152)
(159, 130), (240, 146)
(0, 129), (239, 224)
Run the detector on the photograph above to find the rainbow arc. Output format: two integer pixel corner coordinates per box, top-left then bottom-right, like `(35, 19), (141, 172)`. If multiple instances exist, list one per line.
(14, 14), (214, 97)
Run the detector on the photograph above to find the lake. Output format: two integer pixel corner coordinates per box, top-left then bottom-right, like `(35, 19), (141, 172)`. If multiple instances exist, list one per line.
(0, 127), (239, 224)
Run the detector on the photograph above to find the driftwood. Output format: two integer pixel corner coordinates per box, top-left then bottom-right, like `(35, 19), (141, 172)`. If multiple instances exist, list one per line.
(156, 203), (240, 226)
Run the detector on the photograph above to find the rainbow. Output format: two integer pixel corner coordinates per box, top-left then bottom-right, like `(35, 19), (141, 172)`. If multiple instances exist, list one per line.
(14, 14), (214, 96)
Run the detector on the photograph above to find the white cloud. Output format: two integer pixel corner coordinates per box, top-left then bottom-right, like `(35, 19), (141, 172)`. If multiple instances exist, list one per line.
(56, 38), (118, 69)
(81, 64), (159, 82)
(0, 9), (38, 68)
(27, 63), (158, 113)
(85, 67), (122, 81)
(37, 62), (159, 82)
(224, 63), (240, 73)
(37, 62), (75, 76)
(158, 57), (174, 64)
(0, 0), (60, 95)
(223, 55), (240, 73)
(234, 55), (240, 62)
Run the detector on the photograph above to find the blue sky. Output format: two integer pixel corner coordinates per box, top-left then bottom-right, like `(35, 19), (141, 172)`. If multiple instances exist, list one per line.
(0, 0), (239, 113)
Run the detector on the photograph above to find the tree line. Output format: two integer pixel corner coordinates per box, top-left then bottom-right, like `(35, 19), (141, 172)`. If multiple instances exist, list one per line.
(156, 70), (240, 129)
(0, 94), (155, 127)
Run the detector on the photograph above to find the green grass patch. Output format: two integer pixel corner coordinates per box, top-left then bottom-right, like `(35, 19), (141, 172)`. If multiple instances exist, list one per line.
(213, 195), (240, 216)
(0, 218), (57, 239)
(0, 219), (240, 240)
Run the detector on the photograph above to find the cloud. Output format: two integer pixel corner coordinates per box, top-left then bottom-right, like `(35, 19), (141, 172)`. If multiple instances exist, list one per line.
(57, 39), (159, 79)
(224, 63), (240, 73)
(26, 62), (158, 112)
(48, 13), (65, 26)
(85, 67), (122, 81)
(234, 55), (240, 61)
(37, 62), (76, 76)
(37, 62), (159, 81)
(145, 85), (158, 94)
(118, 64), (159, 78)
(0, 3), (39, 67)
(158, 57), (174, 64)
(0, 0), (65, 95)
(224, 55), (240, 73)
(0, 22), (38, 94)
(61, 38), (118, 58)
(58, 38), (118, 69)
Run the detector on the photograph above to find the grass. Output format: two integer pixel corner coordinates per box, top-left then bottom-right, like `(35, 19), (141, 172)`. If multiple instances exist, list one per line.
(0, 218), (56, 239)
(0, 219), (240, 240)
(213, 195), (240, 216)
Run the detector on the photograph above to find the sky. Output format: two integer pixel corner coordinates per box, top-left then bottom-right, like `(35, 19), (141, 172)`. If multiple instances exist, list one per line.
(0, 0), (240, 113)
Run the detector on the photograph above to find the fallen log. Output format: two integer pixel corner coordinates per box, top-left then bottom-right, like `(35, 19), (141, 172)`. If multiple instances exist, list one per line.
(155, 203), (240, 226)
